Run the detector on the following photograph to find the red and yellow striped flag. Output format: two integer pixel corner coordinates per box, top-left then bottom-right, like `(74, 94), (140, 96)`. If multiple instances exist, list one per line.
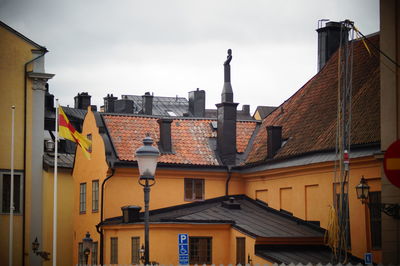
(58, 106), (92, 159)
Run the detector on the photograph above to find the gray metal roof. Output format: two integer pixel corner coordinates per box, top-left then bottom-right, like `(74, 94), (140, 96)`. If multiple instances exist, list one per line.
(103, 195), (324, 239)
(241, 146), (380, 173)
(123, 95), (189, 116)
(255, 245), (333, 264)
(43, 152), (74, 169)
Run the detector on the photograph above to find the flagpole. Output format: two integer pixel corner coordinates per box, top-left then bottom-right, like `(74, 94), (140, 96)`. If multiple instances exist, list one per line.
(9, 105), (15, 266)
(53, 100), (59, 266)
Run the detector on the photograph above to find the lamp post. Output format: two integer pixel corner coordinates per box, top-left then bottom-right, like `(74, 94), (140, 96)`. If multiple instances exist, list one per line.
(135, 135), (160, 265)
(356, 176), (400, 219)
(82, 232), (93, 265)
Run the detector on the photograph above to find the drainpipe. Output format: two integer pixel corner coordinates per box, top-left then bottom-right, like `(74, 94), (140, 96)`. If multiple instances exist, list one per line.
(96, 168), (115, 265)
(22, 49), (48, 265)
(225, 165), (232, 196)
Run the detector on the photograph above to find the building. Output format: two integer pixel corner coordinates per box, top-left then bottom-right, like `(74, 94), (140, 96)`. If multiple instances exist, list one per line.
(379, 0), (400, 264)
(73, 23), (381, 265)
(0, 21), (54, 265)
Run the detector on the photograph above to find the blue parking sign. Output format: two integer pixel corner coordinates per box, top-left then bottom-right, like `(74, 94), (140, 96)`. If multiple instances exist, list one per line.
(178, 234), (189, 265)
(364, 253), (373, 264)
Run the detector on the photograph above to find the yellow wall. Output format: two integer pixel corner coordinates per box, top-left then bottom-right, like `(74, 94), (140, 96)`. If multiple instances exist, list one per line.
(243, 156), (381, 262)
(41, 168), (73, 266)
(0, 23), (38, 266)
(102, 223), (272, 265)
(72, 107), (109, 265)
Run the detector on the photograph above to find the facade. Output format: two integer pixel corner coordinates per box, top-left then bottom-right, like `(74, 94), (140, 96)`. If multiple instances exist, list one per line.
(380, 0), (400, 264)
(73, 28), (382, 265)
(0, 21), (54, 265)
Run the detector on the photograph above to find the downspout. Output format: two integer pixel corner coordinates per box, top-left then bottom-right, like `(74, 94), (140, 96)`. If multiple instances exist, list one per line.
(96, 168), (115, 266)
(22, 49), (48, 265)
(225, 165), (232, 196)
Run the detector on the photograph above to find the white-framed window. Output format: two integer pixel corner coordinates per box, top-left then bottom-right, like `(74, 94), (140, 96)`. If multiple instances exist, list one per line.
(0, 171), (23, 214)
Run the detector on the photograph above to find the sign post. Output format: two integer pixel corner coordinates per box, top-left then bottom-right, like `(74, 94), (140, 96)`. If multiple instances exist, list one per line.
(364, 253), (373, 265)
(178, 233), (189, 265)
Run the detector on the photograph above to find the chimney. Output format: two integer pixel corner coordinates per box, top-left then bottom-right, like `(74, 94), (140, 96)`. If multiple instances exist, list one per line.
(267, 126), (282, 159)
(114, 98), (134, 114)
(242, 105), (250, 116)
(189, 88), (206, 117)
(216, 49), (238, 165)
(317, 21), (349, 71)
(103, 94), (118, 113)
(142, 92), (153, 115)
(74, 92), (91, 110)
(157, 118), (173, 153)
(121, 205), (141, 223)
(45, 86), (54, 111)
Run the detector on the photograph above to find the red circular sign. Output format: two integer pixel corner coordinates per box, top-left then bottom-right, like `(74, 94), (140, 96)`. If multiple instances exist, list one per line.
(384, 139), (400, 188)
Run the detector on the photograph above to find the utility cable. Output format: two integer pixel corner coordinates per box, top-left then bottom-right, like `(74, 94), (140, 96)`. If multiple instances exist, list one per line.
(353, 25), (400, 68)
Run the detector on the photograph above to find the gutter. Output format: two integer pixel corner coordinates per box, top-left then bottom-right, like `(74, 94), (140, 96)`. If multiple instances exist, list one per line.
(96, 168), (115, 266)
(22, 48), (48, 265)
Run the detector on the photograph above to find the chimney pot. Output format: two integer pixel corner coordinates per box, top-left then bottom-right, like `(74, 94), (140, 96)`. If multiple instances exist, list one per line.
(142, 92), (153, 115)
(189, 89), (206, 117)
(121, 205), (142, 223)
(316, 21), (349, 71)
(74, 92), (91, 110)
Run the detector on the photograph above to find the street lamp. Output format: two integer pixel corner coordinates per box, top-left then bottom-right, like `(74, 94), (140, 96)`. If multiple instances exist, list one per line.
(31, 237), (50, 260)
(135, 135), (160, 265)
(356, 176), (400, 219)
(82, 232), (93, 265)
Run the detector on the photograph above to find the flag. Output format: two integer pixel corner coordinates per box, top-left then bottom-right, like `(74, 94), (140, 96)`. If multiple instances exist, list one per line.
(58, 106), (92, 159)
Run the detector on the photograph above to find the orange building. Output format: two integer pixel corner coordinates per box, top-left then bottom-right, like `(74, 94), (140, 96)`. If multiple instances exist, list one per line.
(73, 26), (381, 264)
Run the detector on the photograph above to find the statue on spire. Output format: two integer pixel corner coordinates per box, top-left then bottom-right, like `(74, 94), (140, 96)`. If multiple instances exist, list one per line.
(222, 49), (233, 102)
(224, 49), (232, 83)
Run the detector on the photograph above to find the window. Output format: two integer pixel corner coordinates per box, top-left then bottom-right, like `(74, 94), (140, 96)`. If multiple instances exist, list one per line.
(92, 241), (98, 265)
(1, 173), (22, 213)
(184, 178), (204, 201)
(110, 237), (118, 264)
(369, 191), (382, 249)
(78, 242), (84, 265)
(131, 237), (140, 264)
(80, 183), (86, 213)
(236, 237), (245, 265)
(92, 180), (99, 212)
(87, 134), (92, 152)
(189, 237), (212, 264)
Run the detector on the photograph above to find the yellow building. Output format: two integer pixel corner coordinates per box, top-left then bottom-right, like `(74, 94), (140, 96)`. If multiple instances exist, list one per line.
(73, 28), (381, 265)
(0, 20), (54, 265)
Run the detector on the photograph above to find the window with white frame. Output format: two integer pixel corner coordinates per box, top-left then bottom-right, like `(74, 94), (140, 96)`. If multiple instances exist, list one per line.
(0, 171), (23, 214)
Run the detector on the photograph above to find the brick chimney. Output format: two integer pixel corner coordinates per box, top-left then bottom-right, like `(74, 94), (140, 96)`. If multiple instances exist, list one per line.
(316, 21), (349, 71)
(267, 126), (282, 158)
(157, 118), (173, 153)
(142, 92), (153, 115)
(103, 94), (118, 113)
(216, 49), (238, 165)
(74, 92), (91, 110)
(189, 88), (206, 117)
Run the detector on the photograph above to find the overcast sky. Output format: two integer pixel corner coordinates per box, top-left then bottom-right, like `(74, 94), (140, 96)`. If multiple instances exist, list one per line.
(0, 0), (379, 113)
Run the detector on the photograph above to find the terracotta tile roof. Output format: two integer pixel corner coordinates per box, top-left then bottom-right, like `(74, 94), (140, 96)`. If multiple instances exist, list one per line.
(246, 34), (380, 164)
(103, 115), (257, 166)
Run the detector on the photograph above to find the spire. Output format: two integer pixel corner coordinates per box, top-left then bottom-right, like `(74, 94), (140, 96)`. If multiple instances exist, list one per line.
(222, 49), (233, 103)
